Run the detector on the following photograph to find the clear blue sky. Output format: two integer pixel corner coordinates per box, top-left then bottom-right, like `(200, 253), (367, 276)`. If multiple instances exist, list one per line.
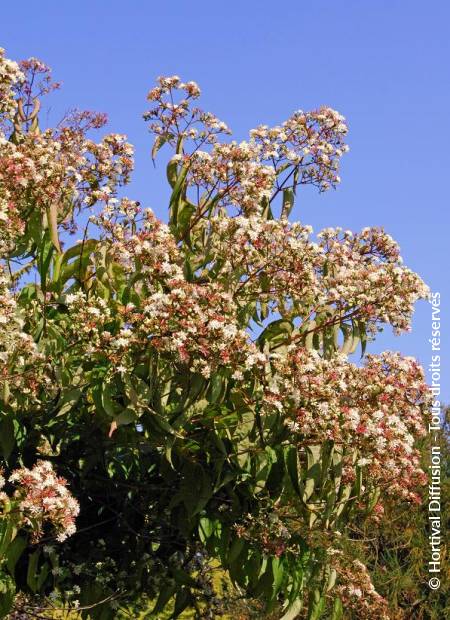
(2, 1), (449, 401)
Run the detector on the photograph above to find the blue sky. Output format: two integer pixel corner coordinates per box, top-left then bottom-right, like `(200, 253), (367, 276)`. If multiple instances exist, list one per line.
(2, 1), (449, 401)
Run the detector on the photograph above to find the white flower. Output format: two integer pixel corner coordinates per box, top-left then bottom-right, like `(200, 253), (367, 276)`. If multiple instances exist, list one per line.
(285, 419), (300, 432)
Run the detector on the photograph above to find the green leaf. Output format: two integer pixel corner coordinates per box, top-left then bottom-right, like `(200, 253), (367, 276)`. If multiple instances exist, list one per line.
(0, 415), (15, 460)
(166, 157), (179, 187)
(271, 556), (284, 599)
(56, 388), (82, 417)
(227, 537), (245, 565)
(330, 597), (343, 620)
(171, 587), (191, 618)
(285, 447), (303, 497)
(176, 200), (196, 238)
(6, 536), (26, 576)
(257, 319), (293, 349)
(59, 255), (91, 286)
(169, 164), (189, 228)
(26, 210), (44, 248)
(38, 232), (54, 290)
(340, 323), (353, 355)
(151, 135), (167, 161)
(171, 568), (197, 588)
(208, 374), (227, 404)
(26, 549), (40, 593)
(366, 486), (381, 514)
(181, 463), (212, 517)
(281, 187), (295, 219)
(304, 320), (317, 351)
(0, 520), (16, 557)
(0, 570), (15, 618)
(46, 203), (61, 253)
(261, 195), (274, 220)
(101, 381), (118, 417)
(326, 568), (337, 592)
(358, 320), (367, 357)
(280, 599), (303, 620)
(304, 445), (322, 501)
(354, 465), (364, 498)
(252, 560), (273, 599)
(61, 239), (99, 265)
(198, 517), (215, 544)
(307, 589), (326, 620)
(151, 584), (176, 615)
(124, 374), (152, 407)
(318, 441), (334, 490)
(1, 381), (10, 406)
(35, 562), (49, 591)
(114, 408), (137, 426)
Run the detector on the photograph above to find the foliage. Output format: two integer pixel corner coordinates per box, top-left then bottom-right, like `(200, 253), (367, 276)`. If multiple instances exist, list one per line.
(354, 415), (449, 619)
(0, 49), (435, 618)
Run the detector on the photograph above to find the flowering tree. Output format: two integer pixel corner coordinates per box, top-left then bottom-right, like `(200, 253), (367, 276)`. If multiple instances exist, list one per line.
(0, 49), (431, 619)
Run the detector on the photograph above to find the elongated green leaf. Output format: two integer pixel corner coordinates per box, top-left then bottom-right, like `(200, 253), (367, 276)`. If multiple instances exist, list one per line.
(6, 536), (26, 576)
(330, 597), (344, 620)
(271, 556), (284, 599)
(152, 585), (177, 614)
(281, 187), (295, 218)
(38, 232), (54, 290)
(0, 415), (15, 460)
(56, 388), (82, 417)
(46, 204), (61, 253)
(152, 135), (167, 161)
(169, 165), (189, 228)
(0, 570), (15, 618)
(358, 320), (367, 357)
(227, 537), (245, 565)
(281, 599), (303, 620)
(307, 589), (326, 620)
(101, 381), (118, 417)
(198, 517), (215, 544)
(26, 549), (40, 593)
(304, 445), (321, 501)
(257, 319), (293, 349)
(285, 447), (302, 496)
(172, 587), (191, 618)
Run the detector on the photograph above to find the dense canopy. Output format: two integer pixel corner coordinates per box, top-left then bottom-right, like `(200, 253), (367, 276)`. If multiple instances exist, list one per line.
(0, 49), (432, 619)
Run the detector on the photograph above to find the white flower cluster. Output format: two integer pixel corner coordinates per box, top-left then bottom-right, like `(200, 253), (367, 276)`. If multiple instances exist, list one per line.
(250, 106), (349, 192)
(144, 74), (230, 147)
(265, 348), (430, 502)
(0, 267), (49, 409)
(0, 47), (24, 117)
(1, 460), (79, 542)
(205, 216), (429, 333)
(186, 142), (276, 215)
